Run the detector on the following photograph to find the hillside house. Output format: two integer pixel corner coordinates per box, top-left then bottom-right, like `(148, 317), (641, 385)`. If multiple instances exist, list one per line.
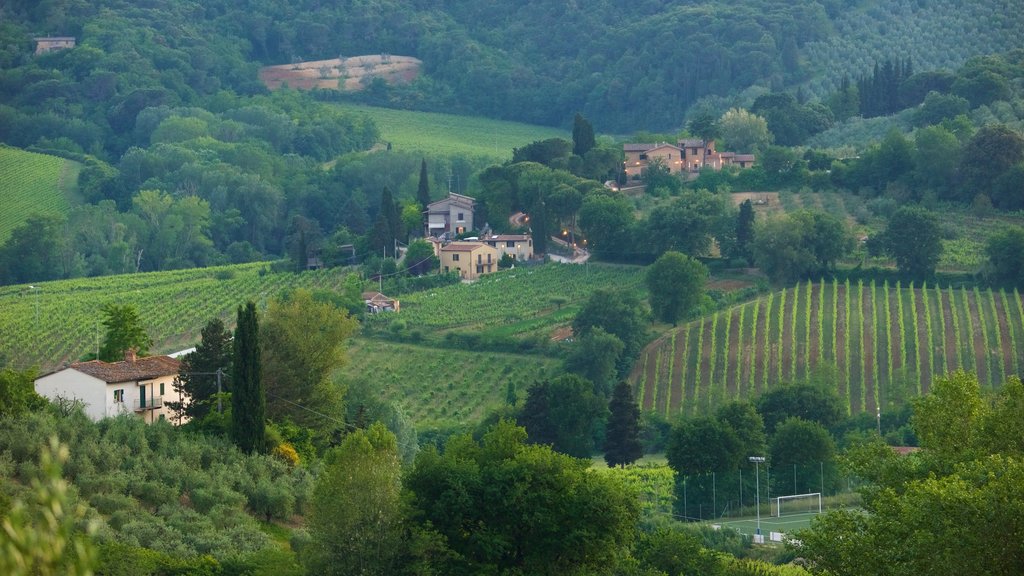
(34, 350), (181, 424)
(624, 139), (754, 179)
(482, 233), (533, 261)
(439, 241), (499, 280)
(425, 193), (476, 237)
(33, 37), (76, 55)
(363, 291), (400, 313)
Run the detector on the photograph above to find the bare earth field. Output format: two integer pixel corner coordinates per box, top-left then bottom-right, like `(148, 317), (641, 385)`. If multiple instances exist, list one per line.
(259, 54), (421, 91)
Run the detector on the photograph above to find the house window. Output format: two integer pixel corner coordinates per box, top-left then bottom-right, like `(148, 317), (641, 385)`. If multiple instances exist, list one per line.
(113, 389), (124, 403)
(476, 265), (484, 273)
(506, 240), (515, 247)
(452, 254), (460, 262)
(639, 153), (647, 160)
(457, 212), (464, 221)
(159, 382), (165, 395)
(487, 254), (492, 263)
(478, 254), (482, 264)
(159, 414), (166, 421)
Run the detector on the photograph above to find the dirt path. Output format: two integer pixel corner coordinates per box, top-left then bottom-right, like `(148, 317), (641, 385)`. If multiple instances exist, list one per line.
(939, 289), (958, 375)
(685, 324), (700, 412)
(913, 289), (932, 394)
(752, 300), (767, 395)
(641, 348), (658, 411)
(965, 292), (988, 384)
(808, 284), (821, 373)
(725, 308), (741, 399)
(993, 293), (1015, 384)
(888, 288), (903, 374)
(835, 284), (851, 413)
(698, 320), (714, 412)
(670, 329), (687, 413)
(861, 285), (876, 414)
(781, 289), (795, 384)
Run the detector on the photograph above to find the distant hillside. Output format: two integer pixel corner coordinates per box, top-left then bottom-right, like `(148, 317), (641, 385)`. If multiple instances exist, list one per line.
(0, 147), (78, 243)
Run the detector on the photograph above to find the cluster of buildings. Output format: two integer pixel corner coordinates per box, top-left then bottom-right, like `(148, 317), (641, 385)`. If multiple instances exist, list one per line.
(424, 193), (534, 280)
(623, 139), (755, 180)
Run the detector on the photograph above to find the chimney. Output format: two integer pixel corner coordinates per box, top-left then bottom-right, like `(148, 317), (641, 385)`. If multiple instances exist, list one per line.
(124, 348), (137, 363)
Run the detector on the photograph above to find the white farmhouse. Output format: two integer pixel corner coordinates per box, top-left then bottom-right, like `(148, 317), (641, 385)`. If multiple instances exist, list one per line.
(34, 349), (182, 424)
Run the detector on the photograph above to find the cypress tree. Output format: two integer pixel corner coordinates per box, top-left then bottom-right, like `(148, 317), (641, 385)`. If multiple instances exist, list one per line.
(231, 302), (265, 454)
(604, 381), (642, 468)
(572, 113), (596, 157)
(416, 159), (431, 211)
(736, 199), (756, 264)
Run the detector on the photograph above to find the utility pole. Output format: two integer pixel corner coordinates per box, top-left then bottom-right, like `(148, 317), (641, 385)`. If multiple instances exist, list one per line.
(749, 456), (766, 541)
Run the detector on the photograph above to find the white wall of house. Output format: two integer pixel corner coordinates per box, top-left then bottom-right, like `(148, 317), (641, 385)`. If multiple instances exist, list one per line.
(35, 369), (111, 421)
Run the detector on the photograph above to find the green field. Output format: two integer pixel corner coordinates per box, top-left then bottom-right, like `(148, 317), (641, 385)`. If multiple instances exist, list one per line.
(332, 103), (568, 160)
(342, 339), (561, 428)
(632, 279), (1024, 418)
(0, 263), (355, 371)
(0, 147), (79, 243)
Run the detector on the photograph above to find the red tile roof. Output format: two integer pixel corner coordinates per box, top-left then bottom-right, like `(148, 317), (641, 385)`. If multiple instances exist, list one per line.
(70, 356), (180, 383)
(440, 241), (491, 252)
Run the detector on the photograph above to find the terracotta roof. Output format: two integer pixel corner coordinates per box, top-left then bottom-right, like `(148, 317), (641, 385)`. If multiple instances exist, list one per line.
(679, 138), (707, 148)
(70, 356), (180, 384)
(735, 154), (756, 162)
(362, 291), (396, 303)
(426, 193), (476, 210)
(624, 143), (656, 152)
(440, 241), (490, 252)
(485, 234), (530, 242)
(891, 446), (921, 456)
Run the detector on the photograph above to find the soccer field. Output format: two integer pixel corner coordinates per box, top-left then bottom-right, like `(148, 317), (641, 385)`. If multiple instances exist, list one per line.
(709, 511), (820, 537)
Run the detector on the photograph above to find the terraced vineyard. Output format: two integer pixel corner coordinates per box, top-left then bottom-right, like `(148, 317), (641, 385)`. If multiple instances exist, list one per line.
(0, 263), (354, 371)
(0, 147), (79, 243)
(631, 279), (1024, 417)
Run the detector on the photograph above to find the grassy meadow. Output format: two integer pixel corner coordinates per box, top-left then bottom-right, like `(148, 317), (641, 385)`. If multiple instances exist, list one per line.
(0, 146), (79, 243)
(332, 103), (568, 160)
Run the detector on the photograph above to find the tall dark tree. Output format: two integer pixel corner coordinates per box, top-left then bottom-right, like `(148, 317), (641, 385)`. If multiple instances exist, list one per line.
(98, 303), (152, 362)
(380, 186), (402, 248)
(572, 113), (596, 157)
(169, 317), (232, 422)
(604, 381), (643, 468)
(735, 199), (755, 264)
(573, 288), (647, 376)
(874, 206), (943, 280)
(529, 198), (548, 254)
(231, 302), (265, 454)
(416, 158), (431, 212)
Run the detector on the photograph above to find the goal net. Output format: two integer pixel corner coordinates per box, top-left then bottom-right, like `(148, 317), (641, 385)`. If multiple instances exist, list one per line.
(771, 492), (822, 517)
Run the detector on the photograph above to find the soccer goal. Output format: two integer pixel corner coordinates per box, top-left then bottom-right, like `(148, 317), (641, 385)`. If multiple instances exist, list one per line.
(771, 492), (822, 517)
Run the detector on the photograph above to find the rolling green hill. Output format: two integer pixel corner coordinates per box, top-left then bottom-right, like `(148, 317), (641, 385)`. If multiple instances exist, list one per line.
(0, 147), (79, 243)
(632, 279), (1023, 418)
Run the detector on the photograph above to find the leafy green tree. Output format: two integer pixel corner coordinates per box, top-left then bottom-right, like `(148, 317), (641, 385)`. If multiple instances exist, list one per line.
(512, 138), (573, 166)
(755, 382), (844, 434)
(231, 301), (265, 454)
(572, 112), (596, 157)
(518, 374), (608, 457)
(565, 327), (624, 396)
(260, 290), (357, 427)
(304, 423), (404, 576)
(645, 251), (708, 325)
(404, 420), (638, 575)
(0, 367), (47, 418)
(717, 108), (772, 153)
(0, 437), (97, 576)
(403, 239), (439, 276)
(573, 288), (647, 376)
(912, 91), (970, 127)
(416, 158), (431, 211)
(604, 381), (643, 468)
(687, 107), (720, 141)
(716, 401), (766, 459)
(991, 164), (1024, 211)
(913, 125), (961, 198)
(768, 417), (838, 493)
(645, 190), (728, 257)
(578, 192), (634, 259)
(169, 317), (232, 422)
(635, 528), (721, 576)
(874, 206), (943, 280)
(753, 210), (851, 284)
(911, 370), (986, 464)
(984, 227), (1024, 289)
(958, 124), (1024, 202)
(0, 214), (67, 285)
(666, 416), (742, 475)
(98, 303), (152, 362)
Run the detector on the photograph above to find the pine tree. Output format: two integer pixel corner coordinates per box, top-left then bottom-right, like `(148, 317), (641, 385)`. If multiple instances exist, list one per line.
(231, 302), (265, 454)
(98, 304), (152, 362)
(169, 317), (232, 422)
(416, 159), (431, 211)
(735, 199), (756, 264)
(604, 381), (642, 468)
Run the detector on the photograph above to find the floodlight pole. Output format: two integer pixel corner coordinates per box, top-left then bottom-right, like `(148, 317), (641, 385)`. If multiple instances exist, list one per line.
(749, 456), (766, 537)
